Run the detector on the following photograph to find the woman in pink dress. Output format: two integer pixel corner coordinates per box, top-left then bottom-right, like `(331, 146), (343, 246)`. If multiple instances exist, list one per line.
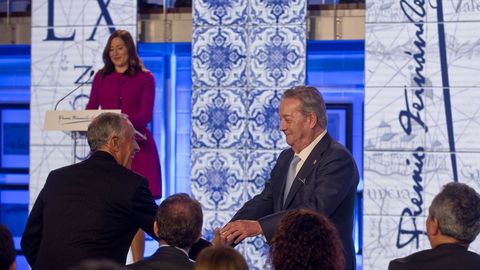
(86, 29), (162, 261)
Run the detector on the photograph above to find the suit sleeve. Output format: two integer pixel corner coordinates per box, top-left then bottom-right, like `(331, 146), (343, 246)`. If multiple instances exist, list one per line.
(131, 178), (158, 240)
(231, 179), (275, 221)
(259, 146), (358, 241)
(21, 187), (46, 266)
(230, 150), (292, 238)
(127, 72), (155, 130)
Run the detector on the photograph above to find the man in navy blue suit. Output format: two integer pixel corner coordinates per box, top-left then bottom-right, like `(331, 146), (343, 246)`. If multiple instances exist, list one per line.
(220, 86), (359, 270)
(21, 113), (158, 270)
(388, 182), (480, 270)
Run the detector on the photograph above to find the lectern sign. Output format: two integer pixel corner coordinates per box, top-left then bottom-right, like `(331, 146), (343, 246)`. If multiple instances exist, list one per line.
(44, 110), (121, 131)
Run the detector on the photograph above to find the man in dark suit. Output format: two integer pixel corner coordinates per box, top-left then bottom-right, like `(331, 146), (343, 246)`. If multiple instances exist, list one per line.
(21, 112), (158, 270)
(127, 193), (203, 270)
(219, 86), (359, 270)
(388, 182), (480, 270)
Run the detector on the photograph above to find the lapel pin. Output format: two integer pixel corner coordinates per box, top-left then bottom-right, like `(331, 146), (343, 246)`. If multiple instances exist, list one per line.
(313, 160), (317, 165)
(298, 178), (306, 184)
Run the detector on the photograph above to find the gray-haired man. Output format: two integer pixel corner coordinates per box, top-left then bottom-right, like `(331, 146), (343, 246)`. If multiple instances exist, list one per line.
(220, 86), (359, 270)
(22, 112), (158, 270)
(389, 182), (480, 270)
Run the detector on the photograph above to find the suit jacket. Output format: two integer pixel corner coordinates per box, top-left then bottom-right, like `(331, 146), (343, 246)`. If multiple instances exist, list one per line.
(388, 243), (480, 270)
(21, 151), (158, 270)
(127, 246), (194, 270)
(188, 238), (212, 261)
(232, 133), (359, 270)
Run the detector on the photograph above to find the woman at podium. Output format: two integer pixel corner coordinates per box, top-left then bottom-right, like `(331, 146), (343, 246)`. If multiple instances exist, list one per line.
(86, 29), (162, 261)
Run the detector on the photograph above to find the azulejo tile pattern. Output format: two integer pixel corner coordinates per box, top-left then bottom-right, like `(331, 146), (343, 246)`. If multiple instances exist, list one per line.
(191, 88), (247, 149)
(192, 27), (247, 87)
(247, 89), (288, 149)
(249, 26), (306, 88)
(193, 0), (248, 26)
(244, 235), (271, 270)
(245, 151), (281, 200)
(250, 0), (306, 25)
(191, 150), (246, 211)
(192, 1), (306, 268)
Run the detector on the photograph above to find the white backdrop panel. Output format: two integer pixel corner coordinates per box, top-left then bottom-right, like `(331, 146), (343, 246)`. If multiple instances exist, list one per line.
(31, 25), (136, 87)
(365, 1), (480, 269)
(426, 21), (480, 88)
(364, 150), (428, 217)
(29, 145), (76, 207)
(30, 0), (137, 207)
(425, 88), (480, 152)
(32, 0), (136, 27)
(363, 215), (428, 270)
(364, 87), (427, 151)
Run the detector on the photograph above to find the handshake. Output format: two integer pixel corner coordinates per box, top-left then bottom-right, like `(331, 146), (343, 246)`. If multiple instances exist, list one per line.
(212, 220), (263, 246)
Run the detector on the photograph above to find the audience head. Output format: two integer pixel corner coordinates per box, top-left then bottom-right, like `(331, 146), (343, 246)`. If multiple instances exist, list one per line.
(101, 29), (144, 76)
(271, 209), (344, 270)
(427, 182), (480, 247)
(87, 112), (139, 168)
(281, 85), (327, 129)
(194, 246), (248, 270)
(155, 193), (203, 250)
(0, 224), (16, 270)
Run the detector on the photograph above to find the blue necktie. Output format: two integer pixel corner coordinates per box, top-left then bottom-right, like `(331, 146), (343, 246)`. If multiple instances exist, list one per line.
(283, 155), (301, 205)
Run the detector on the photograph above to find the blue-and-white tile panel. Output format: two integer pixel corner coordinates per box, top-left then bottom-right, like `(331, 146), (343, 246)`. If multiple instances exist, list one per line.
(192, 27), (248, 88)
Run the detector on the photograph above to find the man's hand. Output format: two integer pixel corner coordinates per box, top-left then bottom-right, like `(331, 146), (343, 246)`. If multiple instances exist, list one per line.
(212, 228), (231, 246)
(220, 220), (263, 244)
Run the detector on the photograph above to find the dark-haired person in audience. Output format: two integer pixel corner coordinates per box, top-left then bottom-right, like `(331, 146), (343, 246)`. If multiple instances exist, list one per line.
(388, 182), (480, 270)
(0, 224), (16, 270)
(194, 246), (248, 270)
(127, 193), (203, 270)
(270, 209), (344, 270)
(21, 112), (158, 270)
(219, 86), (359, 270)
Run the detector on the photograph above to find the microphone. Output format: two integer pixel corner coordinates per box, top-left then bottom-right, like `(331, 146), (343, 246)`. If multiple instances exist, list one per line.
(54, 70), (95, 110)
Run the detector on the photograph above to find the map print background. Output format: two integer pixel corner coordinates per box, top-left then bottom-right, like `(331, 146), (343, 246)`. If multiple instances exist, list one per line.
(365, 1), (480, 269)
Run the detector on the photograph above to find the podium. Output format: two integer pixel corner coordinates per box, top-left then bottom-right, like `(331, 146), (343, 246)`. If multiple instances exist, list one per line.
(44, 110), (121, 162)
